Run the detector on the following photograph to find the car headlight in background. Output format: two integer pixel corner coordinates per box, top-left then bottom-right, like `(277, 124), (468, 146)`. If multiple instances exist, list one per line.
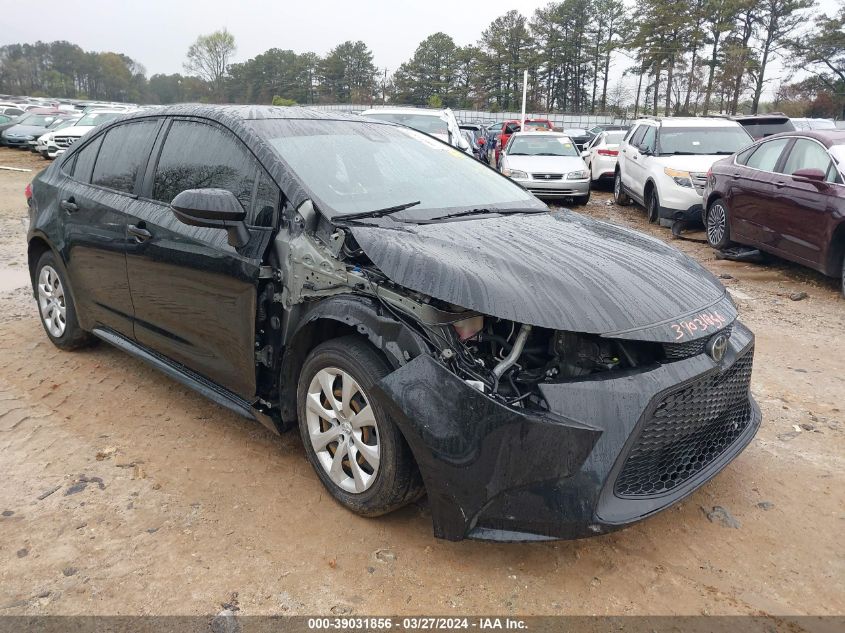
(664, 167), (693, 188)
(25, 135), (35, 140)
(503, 168), (528, 179)
(566, 170), (589, 180)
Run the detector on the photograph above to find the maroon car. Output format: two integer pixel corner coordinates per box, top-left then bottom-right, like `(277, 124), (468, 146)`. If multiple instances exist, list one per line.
(702, 130), (845, 295)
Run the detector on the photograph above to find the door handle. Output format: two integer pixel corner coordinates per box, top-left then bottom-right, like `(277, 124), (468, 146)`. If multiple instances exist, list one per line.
(60, 198), (78, 213)
(128, 224), (152, 242)
(774, 180), (786, 188)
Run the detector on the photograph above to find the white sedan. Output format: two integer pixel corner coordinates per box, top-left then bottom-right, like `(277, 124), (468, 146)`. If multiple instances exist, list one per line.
(581, 129), (627, 184)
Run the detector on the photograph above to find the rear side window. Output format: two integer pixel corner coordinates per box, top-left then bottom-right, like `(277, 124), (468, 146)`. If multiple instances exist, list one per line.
(69, 135), (104, 183)
(746, 138), (790, 172)
(152, 120), (267, 223)
(780, 139), (836, 182)
(91, 120), (159, 194)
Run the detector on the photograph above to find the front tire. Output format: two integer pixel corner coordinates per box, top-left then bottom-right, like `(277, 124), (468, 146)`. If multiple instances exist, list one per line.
(614, 171), (630, 206)
(34, 250), (95, 350)
(296, 336), (423, 517)
(647, 188), (660, 224)
(572, 191), (591, 206)
(706, 198), (733, 250)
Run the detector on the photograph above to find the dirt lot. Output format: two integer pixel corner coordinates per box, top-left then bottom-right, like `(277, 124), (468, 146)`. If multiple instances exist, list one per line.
(0, 147), (842, 617)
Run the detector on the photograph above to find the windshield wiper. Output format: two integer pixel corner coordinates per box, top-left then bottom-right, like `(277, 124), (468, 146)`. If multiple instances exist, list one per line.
(507, 152), (528, 155)
(420, 207), (545, 223)
(337, 200), (421, 221)
(662, 151), (697, 155)
(536, 152), (564, 156)
(712, 151), (736, 155)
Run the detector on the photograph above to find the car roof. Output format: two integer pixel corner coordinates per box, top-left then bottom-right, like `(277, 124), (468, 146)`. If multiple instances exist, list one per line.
(764, 129), (845, 147)
(361, 107), (442, 117)
(633, 117), (743, 128)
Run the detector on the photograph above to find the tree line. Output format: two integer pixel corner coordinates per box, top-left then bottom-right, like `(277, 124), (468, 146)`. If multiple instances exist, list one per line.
(0, 1), (842, 118)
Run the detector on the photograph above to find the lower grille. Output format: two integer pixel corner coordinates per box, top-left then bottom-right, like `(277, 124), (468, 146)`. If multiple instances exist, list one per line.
(531, 173), (563, 180)
(614, 348), (754, 498)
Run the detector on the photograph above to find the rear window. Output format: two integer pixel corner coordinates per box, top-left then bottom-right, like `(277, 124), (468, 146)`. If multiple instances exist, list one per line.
(738, 119), (795, 140)
(91, 120), (159, 194)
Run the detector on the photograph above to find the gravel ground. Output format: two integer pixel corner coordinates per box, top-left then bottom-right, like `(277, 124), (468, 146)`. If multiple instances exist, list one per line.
(0, 147), (842, 617)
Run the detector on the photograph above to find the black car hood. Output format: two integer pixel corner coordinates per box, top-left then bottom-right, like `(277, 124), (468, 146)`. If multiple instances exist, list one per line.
(349, 210), (732, 341)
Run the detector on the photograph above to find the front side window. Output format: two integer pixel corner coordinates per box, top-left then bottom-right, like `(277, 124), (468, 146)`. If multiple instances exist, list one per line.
(250, 119), (542, 220)
(507, 135), (579, 157)
(745, 138), (790, 172)
(91, 120), (159, 194)
(639, 126), (656, 152)
(658, 126), (751, 156)
(152, 120), (257, 215)
(628, 125), (646, 147)
(780, 139), (836, 182)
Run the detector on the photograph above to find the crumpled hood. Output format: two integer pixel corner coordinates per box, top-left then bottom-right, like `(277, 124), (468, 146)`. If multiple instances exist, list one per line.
(350, 211), (732, 341)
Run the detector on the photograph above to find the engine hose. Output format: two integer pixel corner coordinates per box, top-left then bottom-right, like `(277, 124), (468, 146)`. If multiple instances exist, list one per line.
(492, 324), (532, 380)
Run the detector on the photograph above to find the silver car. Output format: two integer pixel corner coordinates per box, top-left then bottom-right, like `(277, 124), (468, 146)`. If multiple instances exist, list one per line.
(499, 131), (591, 204)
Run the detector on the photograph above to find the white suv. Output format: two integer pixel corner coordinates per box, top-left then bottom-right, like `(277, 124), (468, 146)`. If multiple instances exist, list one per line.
(614, 118), (752, 226)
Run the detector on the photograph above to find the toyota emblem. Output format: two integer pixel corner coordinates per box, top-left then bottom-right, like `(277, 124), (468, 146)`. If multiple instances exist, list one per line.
(706, 333), (729, 362)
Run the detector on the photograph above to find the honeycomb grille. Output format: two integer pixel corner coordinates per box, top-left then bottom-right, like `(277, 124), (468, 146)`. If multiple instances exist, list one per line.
(614, 349), (754, 498)
(663, 324), (733, 361)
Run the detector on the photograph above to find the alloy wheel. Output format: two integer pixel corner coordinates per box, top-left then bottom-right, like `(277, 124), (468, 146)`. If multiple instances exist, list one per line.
(707, 203), (727, 246)
(305, 367), (380, 494)
(37, 265), (66, 338)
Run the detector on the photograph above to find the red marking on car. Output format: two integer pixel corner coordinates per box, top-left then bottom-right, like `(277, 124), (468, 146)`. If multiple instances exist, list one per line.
(671, 310), (728, 339)
(25, 183), (32, 200)
(597, 149), (619, 156)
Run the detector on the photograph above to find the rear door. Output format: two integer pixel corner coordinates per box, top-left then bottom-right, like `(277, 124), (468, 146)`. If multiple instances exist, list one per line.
(125, 118), (280, 398)
(770, 138), (841, 266)
(58, 119), (162, 336)
(730, 137), (792, 245)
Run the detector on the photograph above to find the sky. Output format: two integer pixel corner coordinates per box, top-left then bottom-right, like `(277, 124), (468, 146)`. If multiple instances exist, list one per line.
(1, 0), (840, 99)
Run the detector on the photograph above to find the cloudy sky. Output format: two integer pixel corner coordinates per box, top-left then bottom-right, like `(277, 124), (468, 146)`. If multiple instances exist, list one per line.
(2, 0), (840, 95)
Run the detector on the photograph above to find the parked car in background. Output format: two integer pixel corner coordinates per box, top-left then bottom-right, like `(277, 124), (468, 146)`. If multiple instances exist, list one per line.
(562, 128), (592, 151)
(730, 113), (794, 140)
(791, 118), (836, 131)
(1, 110), (66, 148)
(0, 103), (25, 117)
(586, 123), (628, 142)
(35, 115), (82, 158)
(703, 130), (845, 295)
(581, 129), (627, 184)
(0, 114), (18, 135)
(459, 123), (489, 161)
(26, 104), (758, 541)
(51, 109), (131, 157)
(494, 119), (555, 166)
(614, 117), (752, 225)
(499, 131), (591, 203)
(360, 107), (471, 154)
(28, 114), (81, 152)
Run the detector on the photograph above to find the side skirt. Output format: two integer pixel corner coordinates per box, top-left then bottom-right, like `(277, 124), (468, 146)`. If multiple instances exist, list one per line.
(91, 327), (279, 434)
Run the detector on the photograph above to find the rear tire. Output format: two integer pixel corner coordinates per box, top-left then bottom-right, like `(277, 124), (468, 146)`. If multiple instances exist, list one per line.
(296, 336), (423, 517)
(34, 250), (96, 351)
(706, 198), (734, 250)
(647, 188), (660, 224)
(613, 171), (630, 206)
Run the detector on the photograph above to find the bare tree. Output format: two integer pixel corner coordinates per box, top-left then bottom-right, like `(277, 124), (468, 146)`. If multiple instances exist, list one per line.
(185, 29), (236, 99)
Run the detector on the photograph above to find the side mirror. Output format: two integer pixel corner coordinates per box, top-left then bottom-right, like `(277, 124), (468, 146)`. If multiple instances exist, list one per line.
(792, 168), (826, 183)
(581, 150), (590, 158)
(171, 188), (250, 248)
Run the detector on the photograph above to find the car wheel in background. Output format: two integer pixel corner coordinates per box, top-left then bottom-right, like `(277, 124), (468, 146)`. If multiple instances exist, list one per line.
(614, 171), (630, 206)
(34, 250), (96, 350)
(296, 336), (423, 517)
(706, 198), (734, 250)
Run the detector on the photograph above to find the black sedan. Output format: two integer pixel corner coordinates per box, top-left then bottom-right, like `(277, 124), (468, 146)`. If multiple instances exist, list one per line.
(26, 105), (760, 541)
(563, 127), (593, 150)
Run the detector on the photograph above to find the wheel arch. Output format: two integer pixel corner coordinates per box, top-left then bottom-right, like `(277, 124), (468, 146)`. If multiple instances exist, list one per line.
(277, 295), (430, 427)
(27, 234), (58, 293)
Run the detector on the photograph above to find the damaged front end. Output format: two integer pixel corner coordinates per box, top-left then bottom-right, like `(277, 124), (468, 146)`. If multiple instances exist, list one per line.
(271, 202), (760, 541)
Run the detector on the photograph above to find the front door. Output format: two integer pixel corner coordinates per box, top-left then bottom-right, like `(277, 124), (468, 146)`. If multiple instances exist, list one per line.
(125, 118), (279, 399)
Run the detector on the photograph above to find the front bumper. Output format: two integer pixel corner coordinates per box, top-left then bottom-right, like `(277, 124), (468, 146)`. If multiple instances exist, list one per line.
(514, 177), (590, 199)
(3, 137), (32, 147)
(373, 320), (759, 541)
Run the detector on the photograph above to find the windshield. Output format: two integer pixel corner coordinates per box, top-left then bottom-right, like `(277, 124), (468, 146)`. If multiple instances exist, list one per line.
(507, 135), (579, 156)
(658, 126), (751, 155)
(17, 114), (55, 127)
(524, 121), (552, 129)
(77, 111), (124, 126)
(251, 119), (541, 218)
(363, 112), (448, 137)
